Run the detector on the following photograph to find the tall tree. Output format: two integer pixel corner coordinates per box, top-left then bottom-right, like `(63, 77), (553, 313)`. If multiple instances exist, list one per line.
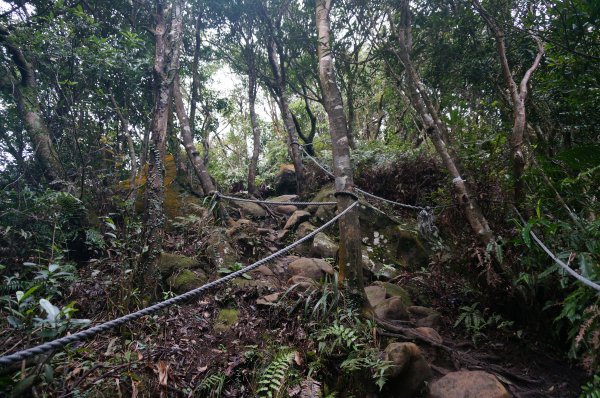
(472, 0), (545, 208)
(316, 0), (366, 302)
(0, 26), (64, 185)
(389, 0), (496, 247)
(136, 0), (183, 297)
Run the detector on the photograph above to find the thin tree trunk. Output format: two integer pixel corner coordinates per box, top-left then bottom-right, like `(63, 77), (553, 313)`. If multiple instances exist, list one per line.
(109, 91), (137, 196)
(316, 0), (366, 302)
(137, 0), (183, 298)
(0, 26), (64, 185)
(265, 32), (304, 194)
(189, 14), (202, 135)
(471, 0), (544, 208)
(247, 58), (260, 194)
(173, 77), (214, 194)
(390, 1), (495, 247)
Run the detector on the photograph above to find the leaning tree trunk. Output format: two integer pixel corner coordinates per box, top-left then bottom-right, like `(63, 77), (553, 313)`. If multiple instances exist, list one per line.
(265, 35), (304, 194)
(0, 26), (64, 185)
(471, 0), (544, 208)
(136, 0), (183, 298)
(316, 0), (366, 302)
(246, 37), (261, 195)
(173, 76), (215, 194)
(391, 0), (495, 247)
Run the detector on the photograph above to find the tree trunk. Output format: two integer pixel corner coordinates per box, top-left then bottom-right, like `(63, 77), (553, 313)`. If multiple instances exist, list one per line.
(109, 91), (137, 197)
(265, 34), (304, 194)
(391, 1), (495, 246)
(0, 27), (64, 185)
(173, 76), (215, 194)
(136, 0), (183, 298)
(247, 58), (261, 195)
(316, 0), (366, 302)
(471, 0), (544, 208)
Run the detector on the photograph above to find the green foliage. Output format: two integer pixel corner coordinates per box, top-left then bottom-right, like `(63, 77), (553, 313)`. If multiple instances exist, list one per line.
(256, 350), (296, 398)
(197, 372), (226, 398)
(580, 375), (600, 398)
(454, 303), (514, 345)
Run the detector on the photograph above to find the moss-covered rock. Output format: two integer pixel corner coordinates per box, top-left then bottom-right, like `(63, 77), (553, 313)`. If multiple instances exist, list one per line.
(167, 269), (207, 294)
(375, 282), (413, 306)
(158, 252), (199, 276)
(214, 308), (239, 333)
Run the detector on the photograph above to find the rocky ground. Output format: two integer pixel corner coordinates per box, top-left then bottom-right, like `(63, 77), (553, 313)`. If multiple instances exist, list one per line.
(1, 184), (587, 397)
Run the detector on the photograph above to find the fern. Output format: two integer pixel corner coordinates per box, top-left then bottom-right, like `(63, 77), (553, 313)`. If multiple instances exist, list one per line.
(197, 372), (225, 398)
(317, 322), (363, 354)
(256, 350), (296, 398)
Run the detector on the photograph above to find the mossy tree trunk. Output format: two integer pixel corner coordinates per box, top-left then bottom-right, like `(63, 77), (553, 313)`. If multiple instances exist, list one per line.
(0, 26), (64, 185)
(136, 0), (183, 298)
(316, 0), (366, 304)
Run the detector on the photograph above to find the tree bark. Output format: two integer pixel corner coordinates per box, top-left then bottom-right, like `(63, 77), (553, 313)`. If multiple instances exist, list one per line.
(247, 49), (261, 195)
(136, 0), (183, 298)
(173, 76), (215, 194)
(0, 26), (64, 185)
(316, 0), (366, 301)
(471, 0), (544, 208)
(390, 1), (495, 246)
(109, 91), (137, 197)
(261, 8), (304, 194)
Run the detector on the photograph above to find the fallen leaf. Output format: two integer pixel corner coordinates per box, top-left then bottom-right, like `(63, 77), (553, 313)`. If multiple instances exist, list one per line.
(197, 365), (208, 373)
(157, 361), (169, 387)
(294, 351), (302, 366)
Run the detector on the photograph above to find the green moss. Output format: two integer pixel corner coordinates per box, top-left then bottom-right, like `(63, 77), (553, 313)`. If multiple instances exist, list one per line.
(158, 252), (198, 275)
(167, 269), (207, 294)
(376, 282), (413, 306)
(214, 308), (239, 333)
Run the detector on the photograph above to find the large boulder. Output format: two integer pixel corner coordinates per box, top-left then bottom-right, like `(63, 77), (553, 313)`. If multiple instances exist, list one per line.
(289, 258), (334, 281)
(284, 210), (311, 230)
(167, 269), (207, 294)
(204, 228), (238, 269)
(270, 194), (299, 215)
(312, 232), (338, 258)
(274, 164), (297, 195)
(374, 297), (409, 321)
(230, 200), (267, 218)
(382, 342), (432, 398)
(365, 285), (387, 307)
(374, 282), (412, 306)
(308, 184), (429, 269)
(158, 253), (199, 276)
(429, 371), (509, 398)
(409, 306), (443, 329)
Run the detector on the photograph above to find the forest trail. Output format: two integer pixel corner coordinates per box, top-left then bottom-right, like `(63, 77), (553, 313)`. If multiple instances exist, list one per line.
(2, 182), (583, 397)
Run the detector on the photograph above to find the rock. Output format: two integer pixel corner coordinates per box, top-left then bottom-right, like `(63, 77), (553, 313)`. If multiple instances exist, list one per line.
(274, 164), (297, 195)
(307, 185), (337, 215)
(297, 222), (317, 238)
(256, 292), (280, 306)
(214, 308), (239, 333)
(413, 327), (443, 344)
(374, 297), (409, 321)
(375, 282), (412, 306)
(296, 378), (322, 398)
(365, 285), (387, 307)
(289, 258), (333, 281)
(284, 210), (311, 230)
(205, 228), (238, 269)
(167, 269), (207, 294)
(288, 275), (318, 291)
(312, 232), (338, 258)
(274, 204), (298, 215)
(417, 314), (443, 329)
(231, 200), (267, 218)
(429, 371), (509, 398)
(158, 253), (198, 276)
(255, 265), (275, 276)
(271, 194), (299, 202)
(383, 342), (432, 398)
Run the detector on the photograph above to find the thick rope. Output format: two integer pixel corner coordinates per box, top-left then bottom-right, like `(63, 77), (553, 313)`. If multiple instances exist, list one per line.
(513, 206), (600, 293)
(0, 201), (358, 367)
(216, 192), (337, 206)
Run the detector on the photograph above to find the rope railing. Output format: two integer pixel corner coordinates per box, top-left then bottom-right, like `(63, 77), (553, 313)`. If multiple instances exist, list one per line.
(215, 192), (337, 206)
(513, 206), (600, 293)
(299, 145), (429, 212)
(0, 200), (359, 368)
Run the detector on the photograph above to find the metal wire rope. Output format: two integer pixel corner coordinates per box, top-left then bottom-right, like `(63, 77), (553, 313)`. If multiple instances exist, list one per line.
(0, 201), (359, 367)
(215, 192), (337, 206)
